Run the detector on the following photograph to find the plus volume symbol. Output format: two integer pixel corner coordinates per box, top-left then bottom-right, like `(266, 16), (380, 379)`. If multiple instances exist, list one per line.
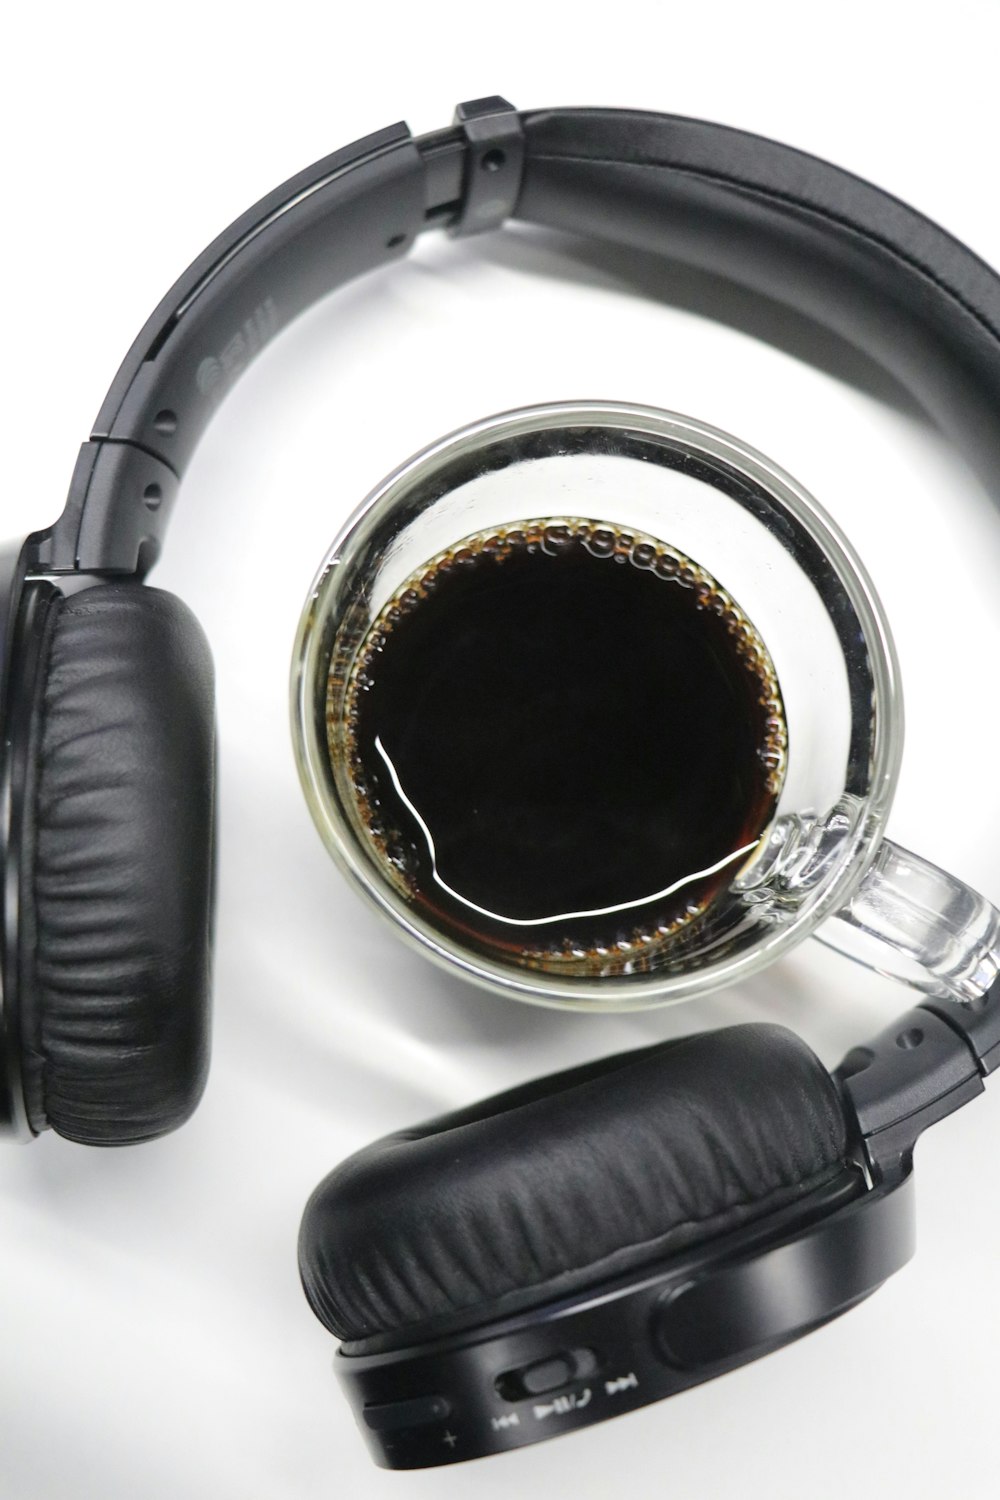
(442, 1430), (457, 1449)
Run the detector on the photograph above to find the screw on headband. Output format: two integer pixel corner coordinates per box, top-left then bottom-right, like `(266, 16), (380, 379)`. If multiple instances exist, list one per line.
(26, 97), (1000, 581)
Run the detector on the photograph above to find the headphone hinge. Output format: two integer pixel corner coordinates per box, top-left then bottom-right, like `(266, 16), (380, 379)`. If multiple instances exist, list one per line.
(920, 982), (1000, 1076)
(448, 96), (524, 237)
(29, 438), (176, 578)
(836, 1006), (987, 1182)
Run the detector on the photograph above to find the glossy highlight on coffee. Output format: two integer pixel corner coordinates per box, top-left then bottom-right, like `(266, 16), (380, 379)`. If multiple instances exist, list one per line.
(330, 519), (787, 975)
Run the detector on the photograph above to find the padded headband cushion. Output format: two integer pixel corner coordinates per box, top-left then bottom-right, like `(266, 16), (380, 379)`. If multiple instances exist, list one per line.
(517, 109), (1000, 484)
(299, 1023), (847, 1346)
(19, 583), (215, 1145)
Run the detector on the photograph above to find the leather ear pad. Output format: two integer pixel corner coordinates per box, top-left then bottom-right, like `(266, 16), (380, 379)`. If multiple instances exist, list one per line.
(299, 1023), (848, 1346)
(19, 584), (215, 1145)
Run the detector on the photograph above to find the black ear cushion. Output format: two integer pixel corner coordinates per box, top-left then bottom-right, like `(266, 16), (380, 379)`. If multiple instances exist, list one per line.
(299, 1023), (848, 1345)
(18, 584), (215, 1145)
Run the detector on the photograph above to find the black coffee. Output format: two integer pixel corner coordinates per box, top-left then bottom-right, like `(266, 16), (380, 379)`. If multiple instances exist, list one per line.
(334, 519), (785, 973)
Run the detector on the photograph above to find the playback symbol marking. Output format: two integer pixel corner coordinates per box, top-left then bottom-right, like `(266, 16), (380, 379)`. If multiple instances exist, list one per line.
(534, 1388), (592, 1420)
(491, 1413), (520, 1431)
(604, 1373), (639, 1396)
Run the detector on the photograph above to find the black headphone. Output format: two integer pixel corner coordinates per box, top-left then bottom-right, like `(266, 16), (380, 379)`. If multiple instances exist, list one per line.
(2, 98), (999, 1468)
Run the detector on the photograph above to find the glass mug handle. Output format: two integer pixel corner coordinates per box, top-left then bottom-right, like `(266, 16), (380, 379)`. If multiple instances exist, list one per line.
(817, 840), (1000, 1005)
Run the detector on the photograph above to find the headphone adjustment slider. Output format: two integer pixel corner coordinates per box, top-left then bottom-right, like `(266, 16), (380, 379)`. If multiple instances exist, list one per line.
(450, 96), (524, 238)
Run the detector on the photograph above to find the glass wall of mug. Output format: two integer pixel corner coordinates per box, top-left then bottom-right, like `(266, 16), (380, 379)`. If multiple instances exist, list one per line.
(293, 403), (902, 1010)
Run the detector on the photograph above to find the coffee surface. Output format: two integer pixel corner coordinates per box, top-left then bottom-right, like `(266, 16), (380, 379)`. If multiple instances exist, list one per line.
(336, 520), (785, 971)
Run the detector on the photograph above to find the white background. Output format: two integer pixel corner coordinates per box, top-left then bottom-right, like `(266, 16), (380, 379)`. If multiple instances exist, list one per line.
(2, 2), (1000, 1496)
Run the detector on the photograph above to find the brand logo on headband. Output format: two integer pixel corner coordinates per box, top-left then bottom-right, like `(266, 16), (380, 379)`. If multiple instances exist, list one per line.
(196, 296), (279, 402)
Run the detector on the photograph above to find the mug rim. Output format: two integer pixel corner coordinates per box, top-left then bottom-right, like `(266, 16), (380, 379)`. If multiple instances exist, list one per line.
(290, 401), (903, 1010)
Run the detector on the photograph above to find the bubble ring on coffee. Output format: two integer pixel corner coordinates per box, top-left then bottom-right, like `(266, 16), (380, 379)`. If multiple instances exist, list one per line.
(335, 516), (787, 975)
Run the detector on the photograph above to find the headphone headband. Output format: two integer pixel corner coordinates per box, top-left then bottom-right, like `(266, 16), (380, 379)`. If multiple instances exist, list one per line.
(27, 96), (1000, 581)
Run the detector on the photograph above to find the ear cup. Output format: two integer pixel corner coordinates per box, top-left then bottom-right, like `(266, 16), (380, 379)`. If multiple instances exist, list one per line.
(299, 1023), (849, 1346)
(17, 583), (215, 1145)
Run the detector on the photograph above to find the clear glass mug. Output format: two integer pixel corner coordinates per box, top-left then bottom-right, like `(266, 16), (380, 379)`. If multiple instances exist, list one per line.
(291, 402), (1000, 1010)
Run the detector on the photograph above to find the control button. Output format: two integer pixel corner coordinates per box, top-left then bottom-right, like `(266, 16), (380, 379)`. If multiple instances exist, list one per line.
(521, 1356), (575, 1395)
(363, 1394), (451, 1433)
(496, 1347), (600, 1401)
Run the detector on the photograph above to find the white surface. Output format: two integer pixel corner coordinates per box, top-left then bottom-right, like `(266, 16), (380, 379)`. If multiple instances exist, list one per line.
(2, 4), (1000, 1496)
